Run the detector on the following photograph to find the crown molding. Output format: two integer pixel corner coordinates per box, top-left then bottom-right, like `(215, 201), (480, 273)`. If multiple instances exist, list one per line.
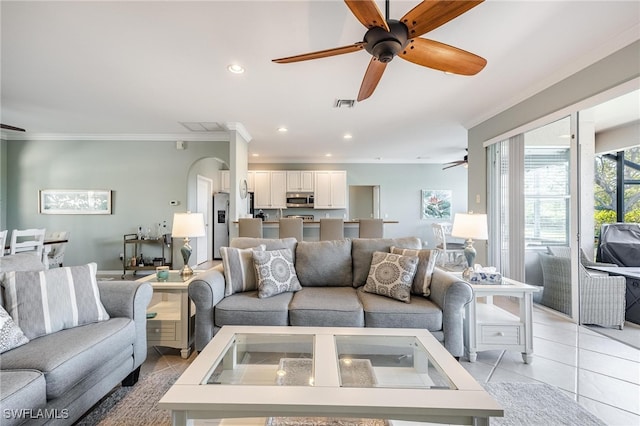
(0, 132), (231, 142)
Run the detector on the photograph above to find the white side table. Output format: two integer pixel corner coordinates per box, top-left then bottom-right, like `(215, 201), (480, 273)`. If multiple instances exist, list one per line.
(463, 277), (540, 364)
(137, 270), (205, 359)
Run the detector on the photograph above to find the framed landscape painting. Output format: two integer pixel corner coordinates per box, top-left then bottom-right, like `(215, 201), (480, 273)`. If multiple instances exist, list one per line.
(39, 189), (112, 215)
(421, 189), (451, 219)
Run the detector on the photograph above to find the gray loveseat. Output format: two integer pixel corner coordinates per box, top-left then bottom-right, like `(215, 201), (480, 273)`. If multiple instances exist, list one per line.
(189, 237), (473, 357)
(0, 253), (152, 426)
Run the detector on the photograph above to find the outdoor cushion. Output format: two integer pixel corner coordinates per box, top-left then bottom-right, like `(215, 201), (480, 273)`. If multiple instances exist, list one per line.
(289, 287), (364, 327)
(357, 288), (442, 331)
(0, 317), (134, 399)
(351, 237), (422, 287)
(1, 263), (110, 339)
(215, 291), (292, 327)
(295, 239), (353, 287)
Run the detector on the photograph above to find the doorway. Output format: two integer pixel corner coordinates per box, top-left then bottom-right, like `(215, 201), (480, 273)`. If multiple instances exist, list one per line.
(196, 175), (213, 264)
(349, 185), (380, 220)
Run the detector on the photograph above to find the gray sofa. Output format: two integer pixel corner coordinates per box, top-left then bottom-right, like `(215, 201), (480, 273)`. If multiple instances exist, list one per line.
(0, 253), (152, 426)
(189, 237), (473, 357)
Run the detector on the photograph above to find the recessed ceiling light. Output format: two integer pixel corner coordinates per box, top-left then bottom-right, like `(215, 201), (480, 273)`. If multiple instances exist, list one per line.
(252, 153), (259, 157)
(325, 153), (332, 157)
(227, 64), (245, 74)
(343, 133), (353, 139)
(277, 127), (288, 133)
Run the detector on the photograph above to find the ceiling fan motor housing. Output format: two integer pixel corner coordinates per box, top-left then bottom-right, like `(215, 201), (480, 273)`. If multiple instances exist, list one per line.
(364, 20), (409, 63)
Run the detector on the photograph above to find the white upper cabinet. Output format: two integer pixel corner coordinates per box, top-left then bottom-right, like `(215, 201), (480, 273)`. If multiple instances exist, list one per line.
(314, 171), (347, 209)
(247, 171), (255, 192)
(286, 171), (314, 192)
(253, 171), (287, 209)
(219, 170), (230, 193)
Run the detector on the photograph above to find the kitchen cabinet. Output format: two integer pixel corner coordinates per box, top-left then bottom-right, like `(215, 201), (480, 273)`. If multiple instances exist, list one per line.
(314, 171), (347, 209)
(219, 170), (230, 193)
(286, 171), (314, 192)
(247, 171), (255, 192)
(254, 171), (287, 209)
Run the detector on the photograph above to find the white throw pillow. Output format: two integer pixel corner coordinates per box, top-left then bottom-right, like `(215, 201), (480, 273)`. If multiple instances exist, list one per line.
(220, 245), (266, 296)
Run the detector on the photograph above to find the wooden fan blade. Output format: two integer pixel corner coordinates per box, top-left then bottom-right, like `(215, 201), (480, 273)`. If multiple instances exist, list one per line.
(399, 38), (486, 75)
(0, 124), (25, 132)
(345, 0), (389, 31)
(272, 42), (365, 64)
(401, 0), (484, 38)
(357, 58), (387, 102)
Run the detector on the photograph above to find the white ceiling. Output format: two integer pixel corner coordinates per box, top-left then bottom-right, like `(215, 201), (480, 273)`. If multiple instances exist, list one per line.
(1, 1), (639, 165)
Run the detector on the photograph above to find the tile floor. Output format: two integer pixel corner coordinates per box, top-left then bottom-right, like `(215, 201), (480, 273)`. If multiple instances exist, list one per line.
(144, 300), (640, 426)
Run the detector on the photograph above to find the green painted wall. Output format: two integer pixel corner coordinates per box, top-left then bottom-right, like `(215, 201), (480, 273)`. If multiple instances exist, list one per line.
(5, 139), (229, 270)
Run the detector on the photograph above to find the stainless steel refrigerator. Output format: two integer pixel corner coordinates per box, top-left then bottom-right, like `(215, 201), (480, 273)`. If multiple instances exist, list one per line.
(212, 193), (229, 259)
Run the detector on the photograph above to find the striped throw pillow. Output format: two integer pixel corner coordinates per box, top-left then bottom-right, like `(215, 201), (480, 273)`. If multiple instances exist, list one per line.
(1, 263), (110, 339)
(391, 246), (437, 297)
(220, 245), (266, 296)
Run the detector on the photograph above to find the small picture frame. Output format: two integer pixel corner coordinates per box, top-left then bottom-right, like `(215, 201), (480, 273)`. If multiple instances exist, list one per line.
(39, 189), (112, 215)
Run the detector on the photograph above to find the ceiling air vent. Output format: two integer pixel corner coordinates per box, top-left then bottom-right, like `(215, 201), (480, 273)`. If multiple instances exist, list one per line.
(180, 122), (226, 132)
(334, 99), (355, 109)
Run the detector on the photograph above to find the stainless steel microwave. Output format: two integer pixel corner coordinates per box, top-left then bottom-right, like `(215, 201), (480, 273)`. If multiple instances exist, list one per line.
(286, 192), (314, 208)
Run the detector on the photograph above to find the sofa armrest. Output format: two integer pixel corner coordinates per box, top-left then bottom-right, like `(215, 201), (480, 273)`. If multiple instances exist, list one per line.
(98, 280), (153, 369)
(188, 265), (226, 352)
(428, 268), (473, 357)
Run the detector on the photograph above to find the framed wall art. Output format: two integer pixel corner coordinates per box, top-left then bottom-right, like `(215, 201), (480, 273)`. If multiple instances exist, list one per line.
(421, 189), (451, 219)
(39, 189), (112, 215)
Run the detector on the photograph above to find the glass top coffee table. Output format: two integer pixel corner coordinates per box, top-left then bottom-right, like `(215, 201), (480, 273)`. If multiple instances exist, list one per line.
(159, 326), (502, 426)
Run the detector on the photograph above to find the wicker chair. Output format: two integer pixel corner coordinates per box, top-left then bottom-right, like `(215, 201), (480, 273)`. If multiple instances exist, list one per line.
(538, 252), (626, 329)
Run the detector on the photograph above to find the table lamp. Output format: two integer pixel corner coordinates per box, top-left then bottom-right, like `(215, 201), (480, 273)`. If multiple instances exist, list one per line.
(172, 212), (206, 276)
(451, 212), (488, 278)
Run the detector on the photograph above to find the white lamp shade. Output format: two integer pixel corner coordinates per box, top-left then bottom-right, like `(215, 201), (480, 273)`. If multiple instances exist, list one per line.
(450, 213), (488, 240)
(172, 212), (206, 238)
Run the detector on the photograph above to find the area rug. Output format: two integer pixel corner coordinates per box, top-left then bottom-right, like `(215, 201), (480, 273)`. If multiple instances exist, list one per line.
(77, 369), (605, 426)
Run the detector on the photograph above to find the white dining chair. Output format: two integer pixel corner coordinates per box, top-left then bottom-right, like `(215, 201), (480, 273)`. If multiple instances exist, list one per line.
(10, 228), (46, 259)
(0, 230), (7, 257)
(431, 222), (465, 266)
(45, 230), (70, 267)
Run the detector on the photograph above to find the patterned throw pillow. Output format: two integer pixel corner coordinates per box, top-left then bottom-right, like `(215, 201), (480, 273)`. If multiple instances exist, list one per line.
(1, 263), (110, 339)
(220, 245), (266, 296)
(363, 251), (418, 303)
(252, 249), (302, 299)
(390, 246), (437, 297)
(0, 305), (29, 353)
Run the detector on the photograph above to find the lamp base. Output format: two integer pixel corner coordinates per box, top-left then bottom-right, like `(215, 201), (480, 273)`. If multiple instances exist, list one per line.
(180, 238), (193, 277)
(462, 238), (477, 280)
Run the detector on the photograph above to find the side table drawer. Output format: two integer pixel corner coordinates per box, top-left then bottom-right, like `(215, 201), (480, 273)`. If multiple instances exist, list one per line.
(147, 321), (177, 341)
(480, 325), (521, 345)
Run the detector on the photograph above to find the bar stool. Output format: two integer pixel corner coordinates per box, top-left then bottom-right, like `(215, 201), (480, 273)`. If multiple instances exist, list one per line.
(279, 218), (303, 241)
(358, 218), (384, 238)
(238, 218), (263, 238)
(319, 218), (344, 241)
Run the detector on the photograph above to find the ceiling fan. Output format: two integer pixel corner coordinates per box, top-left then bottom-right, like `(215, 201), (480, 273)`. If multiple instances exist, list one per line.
(1, 124), (26, 132)
(272, 0), (487, 101)
(442, 149), (468, 169)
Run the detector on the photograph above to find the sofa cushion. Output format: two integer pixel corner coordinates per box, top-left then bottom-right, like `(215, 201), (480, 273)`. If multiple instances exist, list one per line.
(220, 244), (266, 296)
(1, 263), (110, 339)
(295, 240), (353, 287)
(0, 370), (46, 426)
(253, 249), (302, 298)
(363, 251), (418, 303)
(357, 288), (442, 331)
(0, 317), (134, 399)
(289, 287), (364, 327)
(391, 247), (437, 297)
(231, 237), (297, 262)
(0, 305), (29, 353)
(215, 291), (292, 327)
(352, 237), (422, 287)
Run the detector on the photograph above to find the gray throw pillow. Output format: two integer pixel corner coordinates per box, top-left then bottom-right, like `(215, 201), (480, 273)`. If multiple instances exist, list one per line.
(1, 263), (110, 339)
(0, 305), (29, 353)
(390, 246), (437, 297)
(220, 244), (266, 296)
(363, 251), (418, 303)
(253, 249), (302, 299)
(295, 240), (353, 287)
